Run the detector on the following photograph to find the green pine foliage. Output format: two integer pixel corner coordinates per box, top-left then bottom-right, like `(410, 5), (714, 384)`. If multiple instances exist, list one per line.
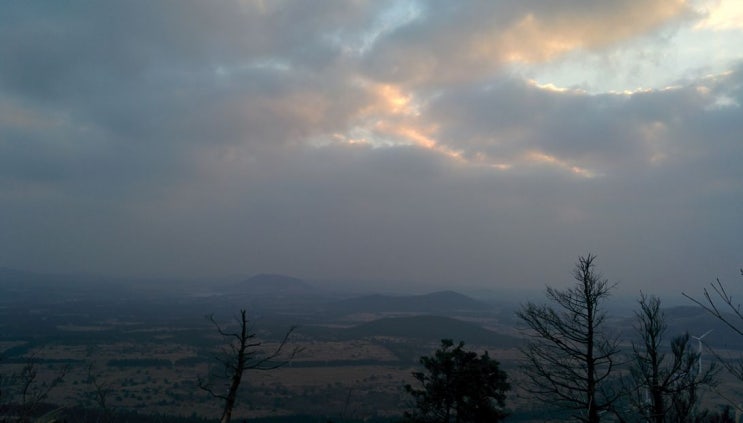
(404, 339), (510, 423)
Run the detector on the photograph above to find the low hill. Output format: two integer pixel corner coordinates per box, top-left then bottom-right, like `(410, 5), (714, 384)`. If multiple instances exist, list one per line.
(327, 290), (491, 315)
(0, 267), (132, 303)
(228, 274), (316, 296)
(341, 315), (521, 347)
(618, 305), (743, 350)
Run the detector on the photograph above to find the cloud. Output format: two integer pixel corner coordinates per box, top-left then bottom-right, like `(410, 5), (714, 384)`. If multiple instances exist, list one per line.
(360, 0), (693, 85)
(695, 0), (743, 30)
(0, 2), (740, 296)
(0, 1), (380, 196)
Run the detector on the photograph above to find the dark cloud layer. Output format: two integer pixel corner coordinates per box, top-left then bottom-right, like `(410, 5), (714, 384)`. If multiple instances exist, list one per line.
(0, 1), (740, 296)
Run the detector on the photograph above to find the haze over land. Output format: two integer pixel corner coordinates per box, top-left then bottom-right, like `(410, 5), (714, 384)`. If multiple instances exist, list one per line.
(2, 269), (743, 421)
(0, 1), (741, 296)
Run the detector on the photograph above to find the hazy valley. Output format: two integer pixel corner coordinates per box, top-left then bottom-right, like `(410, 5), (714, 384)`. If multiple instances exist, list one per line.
(2, 269), (743, 422)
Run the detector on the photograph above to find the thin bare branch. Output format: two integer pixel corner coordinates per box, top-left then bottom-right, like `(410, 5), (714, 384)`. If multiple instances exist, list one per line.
(517, 254), (619, 423)
(200, 309), (300, 423)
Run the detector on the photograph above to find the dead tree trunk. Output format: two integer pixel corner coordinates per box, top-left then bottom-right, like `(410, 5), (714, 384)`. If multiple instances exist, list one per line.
(199, 309), (300, 423)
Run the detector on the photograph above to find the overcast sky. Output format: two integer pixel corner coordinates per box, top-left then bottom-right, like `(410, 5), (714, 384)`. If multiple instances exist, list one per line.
(1, 0), (741, 296)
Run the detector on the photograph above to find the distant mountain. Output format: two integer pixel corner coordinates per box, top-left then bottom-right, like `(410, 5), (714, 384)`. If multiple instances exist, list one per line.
(327, 290), (491, 315)
(0, 267), (99, 293)
(227, 273), (316, 296)
(618, 305), (743, 350)
(0, 267), (137, 304)
(0, 267), (64, 285)
(341, 315), (521, 347)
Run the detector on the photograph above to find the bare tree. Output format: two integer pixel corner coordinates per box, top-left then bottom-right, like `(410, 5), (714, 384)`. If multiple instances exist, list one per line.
(1, 356), (69, 422)
(684, 271), (743, 336)
(628, 294), (717, 423)
(683, 270), (743, 380)
(199, 309), (300, 423)
(517, 254), (620, 423)
(82, 361), (116, 423)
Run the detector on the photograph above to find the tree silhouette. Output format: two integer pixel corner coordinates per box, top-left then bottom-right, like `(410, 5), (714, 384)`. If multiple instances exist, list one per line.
(82, 361), (116, 423)
(683, 270), (743, 381)
(404, 339), (509, 423)
(517, 254), (620, 423)
(0, 355), (68, 423)
(627, 294), (717, 422)
(199, 309), (300, 423)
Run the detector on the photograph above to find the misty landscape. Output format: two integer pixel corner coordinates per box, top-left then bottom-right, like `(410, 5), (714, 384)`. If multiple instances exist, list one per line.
(3, 266), (743, 422)
(1, 1), (742, 422)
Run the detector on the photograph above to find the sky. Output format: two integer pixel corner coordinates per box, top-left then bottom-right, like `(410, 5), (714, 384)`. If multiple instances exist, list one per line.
(1, 0), (742, 297)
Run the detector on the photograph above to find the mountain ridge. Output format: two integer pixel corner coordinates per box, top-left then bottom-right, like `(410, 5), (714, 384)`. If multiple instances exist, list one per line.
(326, 290), (492, 315)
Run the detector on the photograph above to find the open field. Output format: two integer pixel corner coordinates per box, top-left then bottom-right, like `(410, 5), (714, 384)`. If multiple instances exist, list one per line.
(2, 279), (743, 422)
(1, 333), (520, 420)
(0, 288), (525, 421)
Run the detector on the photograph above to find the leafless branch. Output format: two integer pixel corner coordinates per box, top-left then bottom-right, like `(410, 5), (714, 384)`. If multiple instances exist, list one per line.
(682, 273), (743, 337)
(200, 309), (301, 423)
(517, 254), (620, 423)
